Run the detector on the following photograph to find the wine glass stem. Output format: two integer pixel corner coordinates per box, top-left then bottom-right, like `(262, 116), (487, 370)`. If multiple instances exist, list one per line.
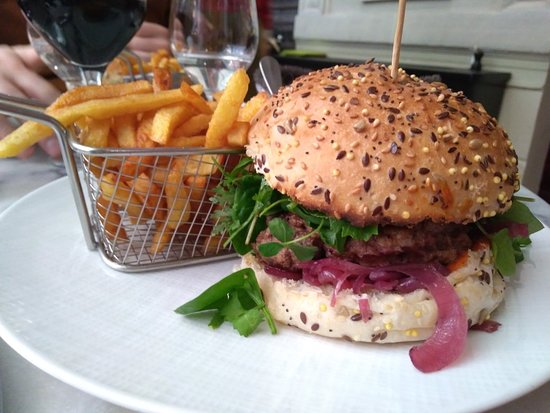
(79, 68), (104, 85)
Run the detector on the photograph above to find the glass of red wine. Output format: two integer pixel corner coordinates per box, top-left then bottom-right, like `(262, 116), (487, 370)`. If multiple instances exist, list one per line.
(17, 0), (147, 85)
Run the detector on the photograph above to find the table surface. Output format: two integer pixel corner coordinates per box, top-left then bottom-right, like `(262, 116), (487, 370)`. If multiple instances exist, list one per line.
(1, 150), (549, 413)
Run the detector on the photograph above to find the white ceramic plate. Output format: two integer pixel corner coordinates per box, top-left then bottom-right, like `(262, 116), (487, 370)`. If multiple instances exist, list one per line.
(1, 178), (550, 413)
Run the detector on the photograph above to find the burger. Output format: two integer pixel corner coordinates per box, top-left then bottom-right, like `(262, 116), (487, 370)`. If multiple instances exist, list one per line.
(187, 61), (542, 372)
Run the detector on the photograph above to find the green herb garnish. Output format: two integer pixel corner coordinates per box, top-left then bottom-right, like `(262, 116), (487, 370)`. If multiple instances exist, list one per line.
(257, 217), (319, 261)
(211, 158), (377, 258)
(480, 197), (544, 276)
(175, 268), (277, 337)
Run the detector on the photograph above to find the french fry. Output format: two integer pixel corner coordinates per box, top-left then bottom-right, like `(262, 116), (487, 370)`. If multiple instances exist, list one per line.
(172, 113), (211, 137)
(149, 227), (174, 255)
(120, 155), (156, 179)
(212, 91), (224, 102)
(49, 80), (153, 110)
(113, 114), (137, 148)
(185, 175), (209, 208)
(150, 49), (171, 68)
(152, 67), (172, 92)
(238, 91), (269, 122)
(179, 81), (212, 114)
(166, 135), (206, 148)
(165, 168), (191, 230)
(173, 154), (223, 176)
(201, 235), (225, 255)
(226, 121), (250, 147)
(0, 89), (190, 158)
(79, 117), (111, 148)
(136, 113), (156, 148)
(96, 195), (128, 241)
(100, 173), (151, 223)
(205, 68), (249, 148)
(190, 83), (204, 96)
(151, 166), (171, 186)
(150, 102), (195, 145)
(131, 172), (167, 221)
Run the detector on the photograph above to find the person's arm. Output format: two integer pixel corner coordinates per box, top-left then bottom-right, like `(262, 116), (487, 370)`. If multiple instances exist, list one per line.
(0, 44), (62, 158)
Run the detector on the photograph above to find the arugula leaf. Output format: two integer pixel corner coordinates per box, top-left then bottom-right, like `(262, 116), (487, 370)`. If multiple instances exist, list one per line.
(481, 197), (544, 277)
(175, 268), (277, 337)
(268, 217), (294, 242)
(490, 229), (517, 277)
(211, 157), (377, 256)
(258, 242), (285, 257)
(288, 243), (318, 261)
(499, 198), (544, 234)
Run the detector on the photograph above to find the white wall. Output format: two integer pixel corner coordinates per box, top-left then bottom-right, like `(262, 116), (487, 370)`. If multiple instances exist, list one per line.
(294, 0), (550, 192)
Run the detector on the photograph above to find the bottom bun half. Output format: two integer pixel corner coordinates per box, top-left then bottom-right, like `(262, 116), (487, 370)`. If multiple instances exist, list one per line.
(240, 246), (506, 344)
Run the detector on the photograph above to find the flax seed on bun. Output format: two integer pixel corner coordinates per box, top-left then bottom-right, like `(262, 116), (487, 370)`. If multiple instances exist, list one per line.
(246, 61), (520, 227)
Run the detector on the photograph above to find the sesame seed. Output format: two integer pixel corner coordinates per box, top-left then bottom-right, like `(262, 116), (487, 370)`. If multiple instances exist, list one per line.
(353, 119), (367, 133)
(493, 176), (502, 184)
(422, 146), (429, 153)
(448, 168), (457, 175)
(332, 169), (341, 176)
(402, 210), (410, 219)
(461, 167), (469, 174)
(372, 163), (380, 171)
(332, 142), (340, 150)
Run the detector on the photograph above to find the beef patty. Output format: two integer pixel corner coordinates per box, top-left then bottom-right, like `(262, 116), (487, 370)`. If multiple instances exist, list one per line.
(252, 213), (474, 271)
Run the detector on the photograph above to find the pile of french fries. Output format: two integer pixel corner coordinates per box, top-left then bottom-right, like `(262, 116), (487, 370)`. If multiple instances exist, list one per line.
(0, 65), (269, 258)
(103, 49), (182, 83)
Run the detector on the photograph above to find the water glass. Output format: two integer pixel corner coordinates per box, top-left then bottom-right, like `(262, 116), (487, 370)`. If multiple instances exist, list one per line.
(169, 0), (259, 97)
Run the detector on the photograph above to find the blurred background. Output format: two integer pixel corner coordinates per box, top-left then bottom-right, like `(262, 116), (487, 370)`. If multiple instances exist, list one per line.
(1, 0), (549, 200)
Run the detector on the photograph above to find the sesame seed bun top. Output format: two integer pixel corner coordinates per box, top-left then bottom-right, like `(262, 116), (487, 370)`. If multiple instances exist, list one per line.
(246, 61), (520, 226)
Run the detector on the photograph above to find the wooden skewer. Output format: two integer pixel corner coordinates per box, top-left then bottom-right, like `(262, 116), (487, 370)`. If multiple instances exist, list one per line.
(391, 0), (407, 80)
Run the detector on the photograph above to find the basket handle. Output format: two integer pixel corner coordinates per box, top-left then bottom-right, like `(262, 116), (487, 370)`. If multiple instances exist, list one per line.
(0, 94), (97, 251)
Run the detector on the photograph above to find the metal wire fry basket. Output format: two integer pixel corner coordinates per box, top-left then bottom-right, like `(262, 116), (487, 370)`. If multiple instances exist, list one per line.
(76, 143), (243, 271)
(0, 55), (245, 272)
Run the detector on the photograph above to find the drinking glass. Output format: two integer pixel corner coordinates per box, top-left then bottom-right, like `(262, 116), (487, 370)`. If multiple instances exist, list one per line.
(169, 0), (259, 97)
(17, 0), (147, 85)
(26, 23), (82, 90)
